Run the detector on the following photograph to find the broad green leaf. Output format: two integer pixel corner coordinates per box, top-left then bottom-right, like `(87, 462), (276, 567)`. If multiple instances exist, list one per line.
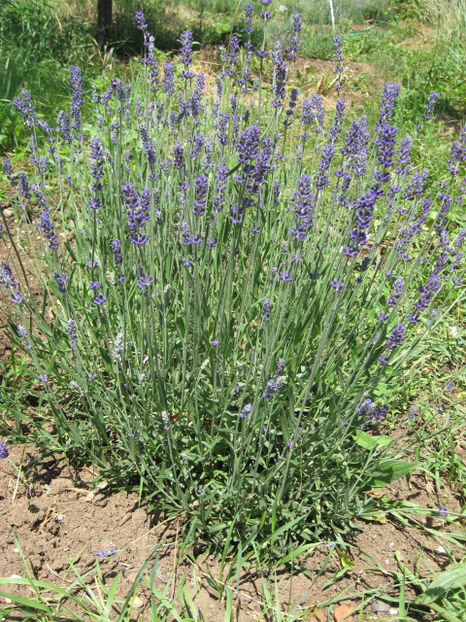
(337, 548), (355, 570)
(368, 459), (414, 488)
(417, 564), (466, 604)
(354, 429), (392, 450)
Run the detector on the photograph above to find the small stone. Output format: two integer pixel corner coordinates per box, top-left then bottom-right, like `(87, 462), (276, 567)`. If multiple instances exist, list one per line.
(3, 209), (13, 218)
(132, 596), (144, 608)
(436, 546), (446, 554)
(4, 598), (12, 604)
(389, 608), (399, 615)
(10, 574), (21, 579)
(389, 542), (395, 547)
(56, 513), (64, 521)
(370, 600), (390, 613)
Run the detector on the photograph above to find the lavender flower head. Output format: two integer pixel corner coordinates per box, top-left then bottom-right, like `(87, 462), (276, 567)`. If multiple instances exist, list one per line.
(333, 35), (344, 92)
(263, 298), (271, 321)
(67, 318), (78, 348)
(179, 30), (195, 79)
(286, 13), (302, 61)
(239, 403), (252, 419)
(423, 90), (439, 121)
(122, 183), (150, 246)
(12, 88), (36, 128)
(89, 138), (104, 193)
(272, 41), (287, 108)
(163, 63), (175, 95)
(54, 272), (69, 294)
(378, 82), (401, 125)
(0, 261), (23, 305)
(70, 66), (84, 131)
(193, 174), (208, 216)
(244, 3), (254, 34)
(95, 545), (118, 560)
(0, 441), (8, 459)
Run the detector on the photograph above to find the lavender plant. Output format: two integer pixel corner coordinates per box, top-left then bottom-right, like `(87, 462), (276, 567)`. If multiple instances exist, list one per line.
(1, 5), (464, 553)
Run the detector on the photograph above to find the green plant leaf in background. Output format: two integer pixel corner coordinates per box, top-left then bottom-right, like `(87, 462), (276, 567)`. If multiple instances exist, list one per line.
(354, 429), (392, 450)
(368, 459), (415, 488)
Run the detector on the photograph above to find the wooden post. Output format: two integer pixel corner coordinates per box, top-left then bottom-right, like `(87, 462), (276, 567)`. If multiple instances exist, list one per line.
(97, 0), (112, 49)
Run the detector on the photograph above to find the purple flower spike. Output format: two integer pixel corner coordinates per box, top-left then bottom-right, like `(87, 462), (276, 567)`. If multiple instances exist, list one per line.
(163, 63), (175, 95)
(111, 238), (123, 266)
(38, 208), (59, 250)
(330, 279), (344, 291)
(137, 273), (154, 295)
(54, 272), (69, 293)
(244, 3), (254, 34)
(333, 35), (344, 92)
(423, 91), (439, 122)
(123, 183), (150, 246)
(67, 319), (77, 348)
(180, 30), (195, 80)
(378, 82), (401, 125)
(94, 545), (118, 560)
(193, 174), (208, 216)
(0, 441), (8, 460)
(272, 42), (287, 108)
(70, 66), (84, 131)
(263, 298), (271, 321)
(240, 403), (252, 419)
(93, 294), (107, 306)
(135, 11), (147, 30)
(286, 13), (302, 60)
(12, 88), (37, 128)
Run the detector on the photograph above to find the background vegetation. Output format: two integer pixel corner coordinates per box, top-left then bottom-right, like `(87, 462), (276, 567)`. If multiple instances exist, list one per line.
(0, 0), (464, 619)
